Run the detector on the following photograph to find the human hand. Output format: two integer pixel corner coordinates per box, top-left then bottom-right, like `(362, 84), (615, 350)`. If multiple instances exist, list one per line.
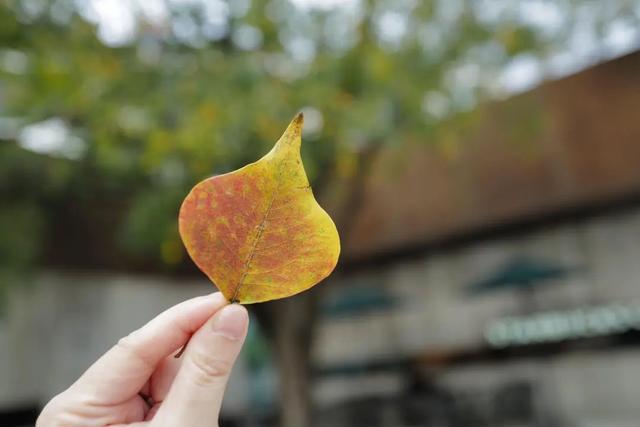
(37, 292), (248, 427)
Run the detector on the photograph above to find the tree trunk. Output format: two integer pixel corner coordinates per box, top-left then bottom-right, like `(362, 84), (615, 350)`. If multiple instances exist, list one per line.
(273, 298), (314, 427)
(254, 291), (319, 427)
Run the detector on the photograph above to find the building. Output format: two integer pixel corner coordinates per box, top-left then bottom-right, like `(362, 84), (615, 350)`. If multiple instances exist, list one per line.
(313, 49), (640, 427)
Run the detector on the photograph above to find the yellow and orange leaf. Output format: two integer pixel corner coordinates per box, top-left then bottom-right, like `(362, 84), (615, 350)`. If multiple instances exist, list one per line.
(178, 113), (340, 304)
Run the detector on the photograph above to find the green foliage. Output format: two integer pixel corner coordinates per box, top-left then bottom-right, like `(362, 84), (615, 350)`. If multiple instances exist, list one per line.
(0, 0), (636, 277)
(121, 189), (186, 266)
(0, 202), (44, 271)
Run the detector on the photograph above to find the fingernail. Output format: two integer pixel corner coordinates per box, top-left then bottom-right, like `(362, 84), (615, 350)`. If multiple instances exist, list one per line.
(211, 304), (248, 340)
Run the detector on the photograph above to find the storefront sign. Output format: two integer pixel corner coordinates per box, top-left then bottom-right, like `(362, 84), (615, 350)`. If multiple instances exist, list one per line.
(485, 303), (640, 348)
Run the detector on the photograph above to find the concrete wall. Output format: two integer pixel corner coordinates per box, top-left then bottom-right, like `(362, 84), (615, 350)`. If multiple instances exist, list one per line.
(0, 275), (250, 416)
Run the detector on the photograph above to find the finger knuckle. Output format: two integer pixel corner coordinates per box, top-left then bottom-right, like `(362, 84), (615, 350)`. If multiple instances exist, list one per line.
(187, 350), (232, 386)
(115, 330), (152, 364)
(116, 330), (140, 351)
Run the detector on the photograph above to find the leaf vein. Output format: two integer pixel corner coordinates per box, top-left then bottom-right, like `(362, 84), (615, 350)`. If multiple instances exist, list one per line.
(245, 258), (303, 277)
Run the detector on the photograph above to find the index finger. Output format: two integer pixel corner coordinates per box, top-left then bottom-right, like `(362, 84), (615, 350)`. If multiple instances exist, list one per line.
(69, 292), (228, 404)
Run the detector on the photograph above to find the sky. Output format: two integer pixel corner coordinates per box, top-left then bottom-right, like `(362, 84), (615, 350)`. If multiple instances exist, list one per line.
(7, 0), (640, 157)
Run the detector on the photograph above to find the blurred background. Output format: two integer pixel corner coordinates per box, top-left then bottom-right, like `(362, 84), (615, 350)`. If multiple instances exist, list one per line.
(2, 0), (640, 426)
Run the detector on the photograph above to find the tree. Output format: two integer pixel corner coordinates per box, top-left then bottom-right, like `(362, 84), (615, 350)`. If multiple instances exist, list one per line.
(1, 0), (638, 425)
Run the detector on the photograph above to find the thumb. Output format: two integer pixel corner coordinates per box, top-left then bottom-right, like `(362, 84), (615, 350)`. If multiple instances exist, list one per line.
(154, 303), (249, 426)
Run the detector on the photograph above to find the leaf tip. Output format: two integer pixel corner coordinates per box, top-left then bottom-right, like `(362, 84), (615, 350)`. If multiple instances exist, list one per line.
(274, 113), (305, 151)
(286, 112), (304, 137)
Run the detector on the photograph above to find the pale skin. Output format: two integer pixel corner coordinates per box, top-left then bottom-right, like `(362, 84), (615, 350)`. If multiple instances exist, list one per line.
(37, 292), (249, 427)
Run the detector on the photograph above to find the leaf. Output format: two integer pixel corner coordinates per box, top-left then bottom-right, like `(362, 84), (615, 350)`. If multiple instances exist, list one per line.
(178, 113), (340, 304)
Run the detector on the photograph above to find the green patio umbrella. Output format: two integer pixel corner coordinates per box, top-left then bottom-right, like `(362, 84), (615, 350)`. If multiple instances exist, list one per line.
(467, 256), (577, 312)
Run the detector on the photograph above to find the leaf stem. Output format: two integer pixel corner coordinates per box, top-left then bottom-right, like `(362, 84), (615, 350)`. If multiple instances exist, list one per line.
(174, 337), (190, 358)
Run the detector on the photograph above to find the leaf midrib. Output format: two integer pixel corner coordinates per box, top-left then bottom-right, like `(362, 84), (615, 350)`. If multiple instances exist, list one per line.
(230, 160), (283, 302)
